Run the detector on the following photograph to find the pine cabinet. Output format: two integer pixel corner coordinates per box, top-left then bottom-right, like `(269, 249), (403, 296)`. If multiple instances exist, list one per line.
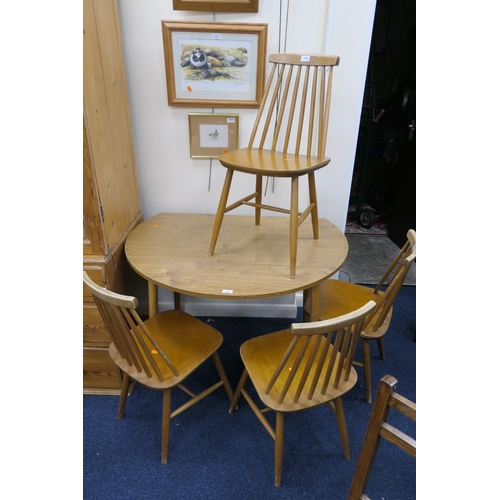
(83, 0), (143, 394)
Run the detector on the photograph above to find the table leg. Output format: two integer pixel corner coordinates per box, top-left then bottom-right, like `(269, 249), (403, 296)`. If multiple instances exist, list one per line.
(308, 284), (320, 322)
(174, 292), (181, 311)
(148, 281), (158, 318)
(302, 288), (309, 322)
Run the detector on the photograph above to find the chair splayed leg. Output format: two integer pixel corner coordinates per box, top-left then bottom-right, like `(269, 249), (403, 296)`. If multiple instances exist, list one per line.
(229, 300), (376, 486)
(209, 53), (341, 279)
(83, 272), (233, 464)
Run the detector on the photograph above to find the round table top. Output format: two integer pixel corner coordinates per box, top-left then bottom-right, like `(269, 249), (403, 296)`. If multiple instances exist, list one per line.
(125, 213), (348, 300)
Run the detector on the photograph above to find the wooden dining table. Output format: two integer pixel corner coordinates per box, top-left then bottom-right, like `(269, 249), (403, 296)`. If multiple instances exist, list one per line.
(124, 213), (348, 321)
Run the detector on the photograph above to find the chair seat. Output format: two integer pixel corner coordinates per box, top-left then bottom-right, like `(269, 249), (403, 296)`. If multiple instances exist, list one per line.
(310, 230), (415, 405)
(317, 280), (392, 339)
(241, 328), (358, 412)
(230, 298), (375, 487)
(219, 148), (331, 177)
(109, 309), (223, 390)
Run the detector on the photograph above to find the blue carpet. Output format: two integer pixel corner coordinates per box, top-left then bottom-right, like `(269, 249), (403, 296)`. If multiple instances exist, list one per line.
(83, 286), (415, 499)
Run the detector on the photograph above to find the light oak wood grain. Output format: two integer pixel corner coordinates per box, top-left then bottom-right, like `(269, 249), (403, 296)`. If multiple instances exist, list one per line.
(229, 300), (377, 487)
(305, 229), (416, 402)
(125, 213), (348, 318)
(83, 271), (233, 464)
(208, 53), (340, 277)
(347, 375), (416, 500)
(83, 0), (143, 394)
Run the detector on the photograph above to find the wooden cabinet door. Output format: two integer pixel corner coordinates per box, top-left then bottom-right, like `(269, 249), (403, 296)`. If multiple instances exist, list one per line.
(83, 118), (106, 257)
(83, 0), (141, 254)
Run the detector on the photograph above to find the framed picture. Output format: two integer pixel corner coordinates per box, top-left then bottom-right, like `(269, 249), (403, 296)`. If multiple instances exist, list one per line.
(188, 113), (239, 158)
(172, 0), (258, 12)
(161, 21), (267, 108)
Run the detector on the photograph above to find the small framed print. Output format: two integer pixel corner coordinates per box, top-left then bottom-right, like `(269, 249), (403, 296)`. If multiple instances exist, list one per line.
(188, 113), (239, 159)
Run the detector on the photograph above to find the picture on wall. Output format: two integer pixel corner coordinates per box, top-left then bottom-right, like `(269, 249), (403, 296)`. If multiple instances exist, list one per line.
(172, 0), (259, 12)
(188, 113), (239, 158)
(161, 21), (267, 108)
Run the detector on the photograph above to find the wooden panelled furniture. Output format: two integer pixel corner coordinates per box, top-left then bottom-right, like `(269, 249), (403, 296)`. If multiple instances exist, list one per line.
(305, 229), (416, 403)
(229, 300), (377, 487)
(83, 0), (143, 394)
(83, 272), (233, 464)
(208, 53), (340, 278)
(347, 375), (416, 499)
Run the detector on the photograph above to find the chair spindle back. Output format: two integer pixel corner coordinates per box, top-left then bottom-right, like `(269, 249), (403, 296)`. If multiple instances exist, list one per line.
(83, 272), (179, 382)
(248, 53), (340, 160)
(366, 229), (416, 332)
(265, 300), (376, 405)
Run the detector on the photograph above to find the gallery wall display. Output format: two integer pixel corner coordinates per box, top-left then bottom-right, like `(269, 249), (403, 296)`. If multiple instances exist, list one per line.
(188, 113), (239, 158)
(172, 0), (259, 13)
(161, 21), (267, 108)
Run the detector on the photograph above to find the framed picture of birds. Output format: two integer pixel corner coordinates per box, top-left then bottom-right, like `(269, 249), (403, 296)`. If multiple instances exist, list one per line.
(172, 1), (259, 13)
(162, 21), (267, 108)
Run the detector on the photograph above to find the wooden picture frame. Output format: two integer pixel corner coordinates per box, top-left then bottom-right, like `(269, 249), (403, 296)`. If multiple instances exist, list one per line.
(161, 21), (267, 108)
(172, 0), (259, 12)
(188, 113), (239, 158)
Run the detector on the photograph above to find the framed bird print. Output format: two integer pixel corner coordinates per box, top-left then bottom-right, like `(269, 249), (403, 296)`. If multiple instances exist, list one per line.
(188, 113), (239, 158)
(172, 1), (259, 12)
(161, 21), (267, 108)
(172, 0), (259, 12)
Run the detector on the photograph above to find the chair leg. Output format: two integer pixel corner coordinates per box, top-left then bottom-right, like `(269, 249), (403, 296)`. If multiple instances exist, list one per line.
(255, 175), (262, 226)
(274, 412), (285, 487)
(289, 176), (299, 279)
(333, 397), (350, 460)
(308, 172), (319, 239)
(209, 168), (234, 256)
(117, 372), (131, 419)
(362, 338), (372, 403)
(161, 389), (172, 464)
(347, 378), (396, 499)
(376, 338), (386, 361)
(229, 369), (248, 413)
(212, 351), (234, 401)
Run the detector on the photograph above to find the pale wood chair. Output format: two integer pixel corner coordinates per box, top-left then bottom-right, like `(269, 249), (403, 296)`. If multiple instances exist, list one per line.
(304, 229), (416, 403)
(83, 272), (233, 464)
(208, 53), (340, 279)
(347, 374), (416, 500)
(229, 300), (377, 487)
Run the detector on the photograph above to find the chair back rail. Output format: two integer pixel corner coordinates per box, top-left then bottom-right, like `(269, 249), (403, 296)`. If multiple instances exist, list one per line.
(366, 229), (417, 332)
(373, 229), (416, 294)
(264, 300), (376, 405)
(347, 375), (416, 500)
(83, 272), (179, 382)
(248, 53), (340, 159)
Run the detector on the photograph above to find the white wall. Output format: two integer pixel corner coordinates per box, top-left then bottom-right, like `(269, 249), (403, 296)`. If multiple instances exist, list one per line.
(117, 0), (376, 317)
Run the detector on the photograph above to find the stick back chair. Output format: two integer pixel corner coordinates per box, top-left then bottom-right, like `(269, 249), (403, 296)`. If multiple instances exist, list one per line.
(229, 299), (376, 487)
(83, 272), (233, 464)
(208, 53), (340, 279)
(305, 229), (416, 403)
(347, 375), (416, 500)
